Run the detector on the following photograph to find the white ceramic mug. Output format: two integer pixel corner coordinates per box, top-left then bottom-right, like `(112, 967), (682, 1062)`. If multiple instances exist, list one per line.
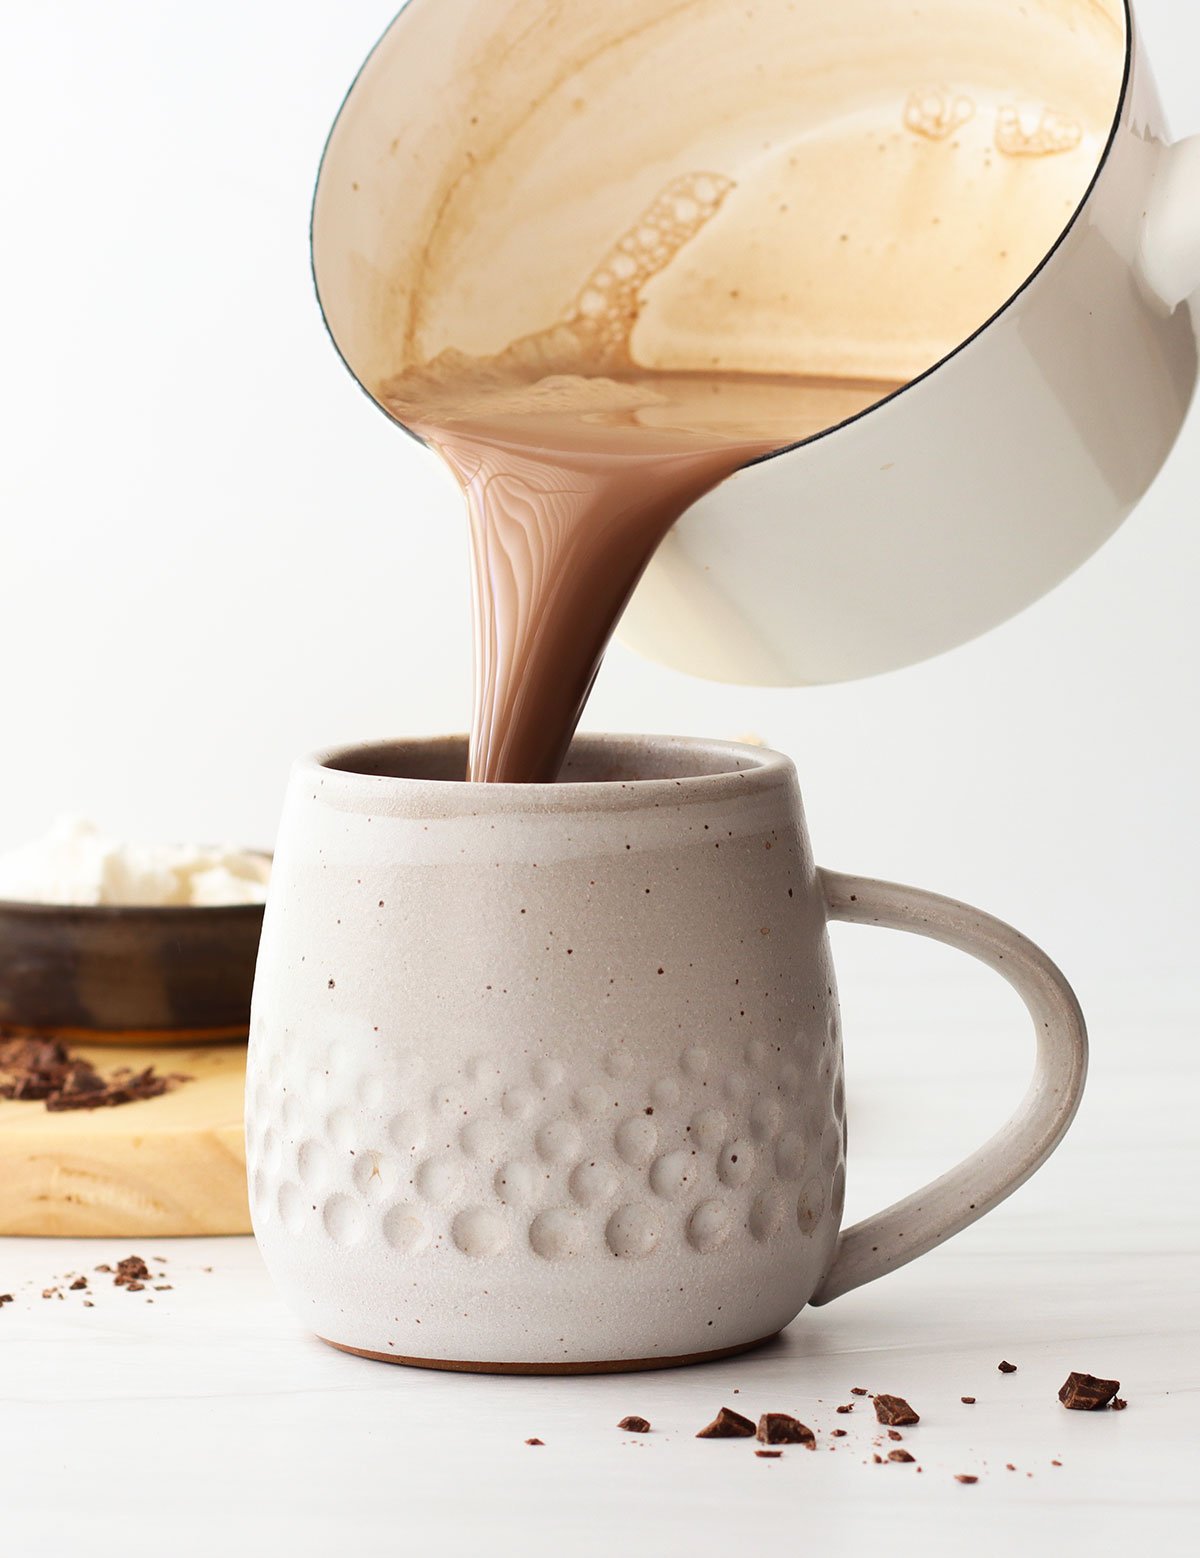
(312, 0), (1199, 690)
(246, 736), (1086, 1373)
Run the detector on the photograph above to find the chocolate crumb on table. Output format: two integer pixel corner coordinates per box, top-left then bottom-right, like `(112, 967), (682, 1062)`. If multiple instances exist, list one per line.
(1112, 1397), (1128, 1411)
(887, 1430), (903, 1441)
(888, 1449), (916, 1463)
(850, 1387), (868, 1396)
(1058, 1371), (1121, 1411)
(831, 1429), (847, 1438)
(955, 1474), (979, 1484)
(873, 1394), (920, 1427)
(0, 1294), (12, 1307)
(696, 1407), (756, 1439)
(835, 1403), (854, 1414)
(69, 1277), (87, 1291)
(755, 1450), (782, 1459)
(961, 1396), (976, 1404)
(998, 1359), (1018, 1373)
(525, 1438), (544, 1447)
(617, 1416), (651, 1434)
(114, 1256), (151, 1289)
(757, 1413), (815, 1448)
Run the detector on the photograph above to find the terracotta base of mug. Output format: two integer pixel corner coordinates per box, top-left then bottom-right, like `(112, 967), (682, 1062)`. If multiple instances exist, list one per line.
(319, 1330), (781, 1376)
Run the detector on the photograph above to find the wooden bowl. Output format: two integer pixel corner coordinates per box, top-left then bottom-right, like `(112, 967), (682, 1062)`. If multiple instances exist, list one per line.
(0, 897), (265, 1046)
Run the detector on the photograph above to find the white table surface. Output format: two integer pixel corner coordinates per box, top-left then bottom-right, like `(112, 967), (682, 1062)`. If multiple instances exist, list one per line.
(2, 982), (1195, 1556)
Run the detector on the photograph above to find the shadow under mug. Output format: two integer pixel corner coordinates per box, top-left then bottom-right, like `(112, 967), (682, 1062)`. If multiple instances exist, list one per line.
(246, 735), (1086, 1373)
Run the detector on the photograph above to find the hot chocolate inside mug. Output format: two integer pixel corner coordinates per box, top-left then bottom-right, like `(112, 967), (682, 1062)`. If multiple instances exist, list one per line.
(247, 736), (1086, 1372)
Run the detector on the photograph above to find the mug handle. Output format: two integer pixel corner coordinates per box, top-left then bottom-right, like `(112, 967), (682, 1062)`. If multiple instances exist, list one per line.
(809, 870), (1087, 1306)
(1139, 133), (1200, 311)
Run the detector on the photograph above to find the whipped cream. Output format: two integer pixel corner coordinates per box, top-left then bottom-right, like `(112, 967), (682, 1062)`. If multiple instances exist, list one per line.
(0, 817), (270, 907)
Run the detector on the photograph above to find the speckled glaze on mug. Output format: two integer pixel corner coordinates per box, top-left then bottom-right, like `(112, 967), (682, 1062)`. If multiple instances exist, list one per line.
(246, 736), (1086, 1373)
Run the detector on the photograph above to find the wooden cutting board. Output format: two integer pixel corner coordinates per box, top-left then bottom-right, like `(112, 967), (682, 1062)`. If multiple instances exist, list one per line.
(0, 1042), (250, 1236)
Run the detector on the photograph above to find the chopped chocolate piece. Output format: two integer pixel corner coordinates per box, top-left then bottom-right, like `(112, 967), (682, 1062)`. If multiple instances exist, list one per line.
(696, 1407), (756, 1439)
(757, 1413), (815, 1448)
(69, 1276), (87, 1291)
(41, 1288), (56, 1299)
(1111, 1397), (1128, 1411)
(0, 1294), (13, 1306)
(850, 1387), (868, 1396)
(1051, 1460), (1062, 1467)
(755, 1450), (782, 1459)
(835, 1403), (854, 1414)
(618, 1416), (651, 1434)
(94, 1264), (112, 1273)
(872, 1453), (884, 1464)
(998, 1360), (1017, 1374)
(1058, 1371), (1120, 1411)
(1006, 1464), (1016, 1472)
(124, 1281), (145, 1292)
(82, 1300), (94, 1308)
(831, 1429), (847, 1438)
(955, 1474), (978, 1484)
(961, 1396), (976, 1404)
(887, 1449), (916, 1463)
(0, 1035), (187, 1113)
(873, 1394), (920, 1427)
(114, 1256), (151, 1287)
(525, 1438), (543, 1446)
(887, 1430), (903, 1441)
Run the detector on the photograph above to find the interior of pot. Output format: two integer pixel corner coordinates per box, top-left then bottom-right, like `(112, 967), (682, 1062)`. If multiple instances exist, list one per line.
(314, 0), (1128, 409)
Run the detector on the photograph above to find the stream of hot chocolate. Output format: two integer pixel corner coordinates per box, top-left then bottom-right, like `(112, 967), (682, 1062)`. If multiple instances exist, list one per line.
(382, 174), (898, 782)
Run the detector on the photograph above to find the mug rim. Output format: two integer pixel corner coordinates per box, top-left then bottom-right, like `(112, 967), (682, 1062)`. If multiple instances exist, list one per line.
(302, 732), (794, 811)
(311, 0), (1135, 467)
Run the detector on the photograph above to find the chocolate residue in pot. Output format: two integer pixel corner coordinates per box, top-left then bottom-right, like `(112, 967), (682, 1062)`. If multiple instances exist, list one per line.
(0, 1035), (188, 1112)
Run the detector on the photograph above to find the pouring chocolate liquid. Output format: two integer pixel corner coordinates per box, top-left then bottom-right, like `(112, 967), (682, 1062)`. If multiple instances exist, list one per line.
(382, 174), (901, 780)
(312, 0), (1188, 776)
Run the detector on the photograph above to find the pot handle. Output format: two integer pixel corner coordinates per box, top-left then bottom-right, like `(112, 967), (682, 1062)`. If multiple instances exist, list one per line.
(1139, 133), (1200, 311)
(809, 870), (1087, 1306)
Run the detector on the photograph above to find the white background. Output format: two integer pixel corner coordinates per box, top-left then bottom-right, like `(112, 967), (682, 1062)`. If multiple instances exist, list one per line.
(0, 0), (1197, 1023)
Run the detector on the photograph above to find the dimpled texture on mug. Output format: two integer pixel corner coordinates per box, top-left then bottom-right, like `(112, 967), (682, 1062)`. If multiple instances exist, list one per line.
(246, 1010), (846, 1265)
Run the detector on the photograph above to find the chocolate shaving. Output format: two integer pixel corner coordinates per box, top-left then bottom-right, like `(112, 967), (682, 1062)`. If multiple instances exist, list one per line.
(873, 1394), (919, 1427)
(757, 1413), (815, 1448)
(755, 1450), (782, 1459)
(618, 1416), (651, 1434)
(887, 1449), (916, 1463)
(0, 1036), (187, 1113)
(696, 1407), (756, 1439)
(1058, 1371), (1120, 1411)
(998, 1359), (1017, 1373)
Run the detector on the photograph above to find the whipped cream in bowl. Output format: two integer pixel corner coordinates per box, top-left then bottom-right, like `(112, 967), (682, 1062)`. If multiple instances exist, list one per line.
(0, 819), (271, 1046)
